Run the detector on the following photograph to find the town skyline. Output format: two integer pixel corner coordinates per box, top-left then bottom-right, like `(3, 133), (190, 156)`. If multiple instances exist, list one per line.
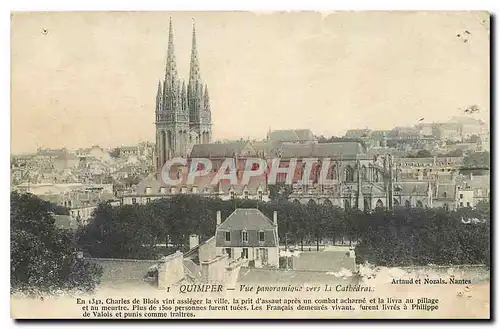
(11, 11), (490, 153)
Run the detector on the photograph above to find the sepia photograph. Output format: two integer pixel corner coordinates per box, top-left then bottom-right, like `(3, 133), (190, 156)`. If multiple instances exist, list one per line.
(10, 10), (491, 320)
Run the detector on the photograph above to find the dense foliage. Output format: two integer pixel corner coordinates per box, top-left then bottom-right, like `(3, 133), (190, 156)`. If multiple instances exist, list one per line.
(355, 206), (490, 267)
(11, 192), (103, 294)
(76, 193), (490, 267)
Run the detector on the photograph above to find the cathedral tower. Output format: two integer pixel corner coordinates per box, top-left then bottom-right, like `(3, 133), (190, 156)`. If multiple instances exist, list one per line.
(188, 20), (212, 145)
(155, 18), (212, 174)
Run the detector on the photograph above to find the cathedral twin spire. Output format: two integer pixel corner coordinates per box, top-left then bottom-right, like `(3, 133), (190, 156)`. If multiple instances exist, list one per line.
(156, 17), (209, 126)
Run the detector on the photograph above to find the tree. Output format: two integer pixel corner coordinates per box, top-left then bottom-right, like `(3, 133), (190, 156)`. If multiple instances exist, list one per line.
(414, 149), (432, 158)
(463, 151), (490, 168)
(11, 192), (102, 294)
(109, 148), (121, 158)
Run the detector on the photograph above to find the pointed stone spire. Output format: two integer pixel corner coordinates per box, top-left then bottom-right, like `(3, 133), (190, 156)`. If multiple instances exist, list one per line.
(165, 17), (178, 90)
(156, 80), (163, 121)
(181, 81), (187, 113)
(203, 84), (210, 113)
(189, 18), (201, 84)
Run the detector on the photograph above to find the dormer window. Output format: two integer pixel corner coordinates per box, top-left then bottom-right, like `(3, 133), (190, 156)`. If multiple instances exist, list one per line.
(241, 230), (248, 243)
(258, 190), (263, 201)
(170, 187), (176, 194)
(244, 190), (249, 199)
(192, 186), (198, 193)
(181, 187), (187, 194)
(230, 191), (235, 199)
(145, 187), (152, 195)
(160, 187), (166, 194)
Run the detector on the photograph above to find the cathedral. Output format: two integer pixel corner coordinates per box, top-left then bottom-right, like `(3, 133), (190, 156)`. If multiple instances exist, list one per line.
(155, 18), (212, 173)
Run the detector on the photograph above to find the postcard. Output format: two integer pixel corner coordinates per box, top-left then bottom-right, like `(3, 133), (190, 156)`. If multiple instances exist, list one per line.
(10, 11), (491, 319)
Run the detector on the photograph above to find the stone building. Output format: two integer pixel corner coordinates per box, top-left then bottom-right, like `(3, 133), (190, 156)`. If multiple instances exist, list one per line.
(215, 209), (280, 269)
(155, 18), (212, 171)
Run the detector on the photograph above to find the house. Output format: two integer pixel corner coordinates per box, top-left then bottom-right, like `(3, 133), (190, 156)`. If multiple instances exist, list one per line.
(215, 209), (279, 269)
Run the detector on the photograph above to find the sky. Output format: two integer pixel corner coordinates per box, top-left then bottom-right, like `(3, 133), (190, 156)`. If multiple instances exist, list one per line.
(11, 11), (490, 153)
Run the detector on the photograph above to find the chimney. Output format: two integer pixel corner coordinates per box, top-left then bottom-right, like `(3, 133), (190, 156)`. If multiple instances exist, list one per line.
(189, 234), (199, 250)
(273, 211), (278, 226)
(216, 211), (221, 226)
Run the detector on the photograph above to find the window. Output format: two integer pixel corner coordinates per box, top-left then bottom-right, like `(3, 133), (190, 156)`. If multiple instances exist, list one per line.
(443, 192), (447, 198)
(444, 203), (449, 211)
(132, 198), (137, 205)
(241, 248), (249, 259)
(460, 194), (463, 199)
(467, 202), (471, 207)
(241, 231), (248, 243)
(159, 187), (166, 194)
(244, 191), (249, 199)
(259, 231), (265, 242)
(258, 191), (263, 201)
(225, 248), (232, 258)
(146, 198), (151, 204)
(230, 191), (235, 199)
(225, 231), (231, 242)
(145, 187), (152, 195)
(460, 202), (464, 207)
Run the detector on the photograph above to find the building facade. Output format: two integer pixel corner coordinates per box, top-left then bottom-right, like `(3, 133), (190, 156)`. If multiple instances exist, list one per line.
(215, 209), (280, 269)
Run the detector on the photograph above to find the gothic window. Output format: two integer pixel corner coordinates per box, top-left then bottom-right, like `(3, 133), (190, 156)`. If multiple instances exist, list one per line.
(416, 200), (423, 208)
(345, 165), (354, 182)
(324, 199), (333, 207)
(293, 199), (300, 204)
(308, 199), (316, 206)
(364, 198), (370, 211)
(405, 200), (411, 208)
(327, 164), (335, 180)
(376, 199), (384, 209)
(344, 199), (350, 210)
(393, 198), (399, 206)
(361, 165), (367, 181)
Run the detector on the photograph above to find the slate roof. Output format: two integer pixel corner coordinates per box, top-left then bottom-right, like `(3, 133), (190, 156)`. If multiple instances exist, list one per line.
(279, 142), (364, 158)
(252, 141), (283, 157)
(394, 182), (431, 195)
(345, 129), (372, 138)
(267, 129), (315, 142)
(190, 142), (256, 158)
(218, 208), (275, 231)
(133, 172), (268, 194)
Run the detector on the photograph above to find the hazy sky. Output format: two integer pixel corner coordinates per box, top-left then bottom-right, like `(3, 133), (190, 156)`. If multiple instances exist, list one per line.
(11, 11), (490, 153)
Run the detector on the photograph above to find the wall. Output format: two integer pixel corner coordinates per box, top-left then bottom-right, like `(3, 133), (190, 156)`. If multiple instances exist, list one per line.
(199, 236), (218, 263)
(201, 254), (229, 284)
(157, 251), (184, 290)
